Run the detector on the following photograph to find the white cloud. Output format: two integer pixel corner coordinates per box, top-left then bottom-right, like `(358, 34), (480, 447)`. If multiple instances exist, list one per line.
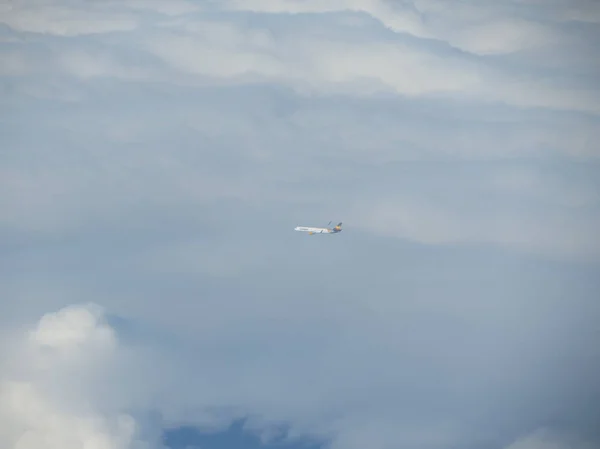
(3, 0), (599, 113)
(2, 2), (600, 449)
(29, 303), (116, 352)
(350, 168), (600, 259)
(0, 2), (138, 36)
(2, 297), (598, 449)
(222, 0), (430, 38)
(222, 0), (569, 55)
(365, 198), (599, 258)
(0, 381), (139, 449)
(0, 304), (148, 449)
(58, 50), (150, 80)
(143, 24), (480, 97)
(444, 17), (561, 55)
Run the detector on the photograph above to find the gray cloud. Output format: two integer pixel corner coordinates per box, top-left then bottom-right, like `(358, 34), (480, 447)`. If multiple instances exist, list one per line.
(1, 1), (599, 449)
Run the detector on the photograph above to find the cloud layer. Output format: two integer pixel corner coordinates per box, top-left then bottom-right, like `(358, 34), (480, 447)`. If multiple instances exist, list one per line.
(1, 1), (600, 449)
(0, 305), (145, 449)
(1, 300), (599, 449)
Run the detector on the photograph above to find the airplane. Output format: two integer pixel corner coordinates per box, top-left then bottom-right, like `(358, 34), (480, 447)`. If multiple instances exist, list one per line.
(294, 221), (343, 235)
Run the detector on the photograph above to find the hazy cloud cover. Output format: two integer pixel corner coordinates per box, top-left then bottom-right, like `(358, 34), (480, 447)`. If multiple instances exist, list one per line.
(1, 1), (599, 449)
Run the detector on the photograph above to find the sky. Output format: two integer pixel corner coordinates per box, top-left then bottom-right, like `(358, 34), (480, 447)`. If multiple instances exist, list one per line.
(1, 0), (600, 448)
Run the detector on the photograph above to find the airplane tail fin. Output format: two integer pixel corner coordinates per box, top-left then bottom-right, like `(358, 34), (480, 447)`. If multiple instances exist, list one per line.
(334, 222), (343, 231)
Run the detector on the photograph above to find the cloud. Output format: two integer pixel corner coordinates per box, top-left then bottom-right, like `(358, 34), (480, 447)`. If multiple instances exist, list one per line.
(0, 2), (138, 36)
(352, 186), (600, 259)
(144, 24), (481, 98)
(1, 78), (599, 257)
(222, 0), (430, 38)
(502, 428), (597, 449)
(2, 300), (599, 449)
(2, 1), (600, 449)
(139, 13), (600, 113)
(0, 381), (139, 449)
(443, 17), (561, 55)
(219, 0), (564, 55)
(3, 0), (600, 113)
(0, 304), (148, 449)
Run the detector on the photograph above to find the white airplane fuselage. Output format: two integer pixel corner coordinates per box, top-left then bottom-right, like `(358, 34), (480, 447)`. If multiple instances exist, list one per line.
(294, 224), (342, 235)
